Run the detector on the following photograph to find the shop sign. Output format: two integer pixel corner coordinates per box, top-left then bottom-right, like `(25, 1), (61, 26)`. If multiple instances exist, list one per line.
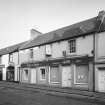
(62, 60), (71, 64)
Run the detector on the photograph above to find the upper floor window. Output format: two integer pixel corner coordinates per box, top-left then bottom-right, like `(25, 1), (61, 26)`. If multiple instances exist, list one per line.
(68, 39), (76, 53)
(30, 49), (33, 59)
(45, 44), (52, 56)
(9, 54), (13, 62)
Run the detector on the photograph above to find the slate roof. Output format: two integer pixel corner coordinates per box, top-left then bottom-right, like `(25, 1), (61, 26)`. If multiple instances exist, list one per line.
(19, 16), (105, 50)
(0, 41), (27, 56)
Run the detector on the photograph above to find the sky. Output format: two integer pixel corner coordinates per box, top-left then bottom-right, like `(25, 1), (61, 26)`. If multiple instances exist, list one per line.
(0, 0), (105, 48)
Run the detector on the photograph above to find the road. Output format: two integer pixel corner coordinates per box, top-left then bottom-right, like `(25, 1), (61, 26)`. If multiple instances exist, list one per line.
(0, 82), (104, 105)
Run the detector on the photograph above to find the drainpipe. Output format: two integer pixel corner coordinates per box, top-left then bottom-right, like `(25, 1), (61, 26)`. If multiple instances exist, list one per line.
(93, 10), (105, 92)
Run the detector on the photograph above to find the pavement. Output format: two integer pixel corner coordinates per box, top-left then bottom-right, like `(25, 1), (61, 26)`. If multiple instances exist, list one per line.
(0, 81), (105, 105)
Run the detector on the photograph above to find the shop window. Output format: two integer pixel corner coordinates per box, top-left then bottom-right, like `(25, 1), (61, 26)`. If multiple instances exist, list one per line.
(68, 39), (76, 53)
(74, 64), (88, 84)
(40, 68), (46, 80)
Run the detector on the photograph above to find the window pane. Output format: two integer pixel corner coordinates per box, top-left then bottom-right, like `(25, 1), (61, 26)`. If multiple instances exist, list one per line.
(40, 68), (46, 79)
(75, 65), (88, 83)
(69, 39), (76, 53)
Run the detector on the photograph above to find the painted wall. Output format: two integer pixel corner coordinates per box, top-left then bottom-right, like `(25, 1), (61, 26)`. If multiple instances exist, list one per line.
(13, 52), (18, 65)
(19, 49), (30, 64)
(96, 32), (105, 58)
(19, 46), (45, 64)
(2, 54), (9, 80)
(33, 46), (45, 61)
(51, 35), (93, 58)
(51, 41), (68, 58)
(76, 35), (93, 56)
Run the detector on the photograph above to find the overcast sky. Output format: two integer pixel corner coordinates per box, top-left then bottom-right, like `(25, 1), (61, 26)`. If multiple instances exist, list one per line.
(0, 0), (105, 48)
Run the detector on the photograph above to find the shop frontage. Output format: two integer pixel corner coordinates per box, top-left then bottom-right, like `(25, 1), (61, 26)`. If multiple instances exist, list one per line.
(20, 56), (93, 89)
(95, 64), (105, 92)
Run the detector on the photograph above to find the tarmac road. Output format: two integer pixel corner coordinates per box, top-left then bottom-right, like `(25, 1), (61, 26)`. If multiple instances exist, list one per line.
(0, 86), (103, 105)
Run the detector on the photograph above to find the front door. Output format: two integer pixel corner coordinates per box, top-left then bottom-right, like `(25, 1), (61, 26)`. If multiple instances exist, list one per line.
(31, 69), (36, 84)
(0, 70), (2, 80)
(62, 66), (72, 87)
(98, 69), (105, 92)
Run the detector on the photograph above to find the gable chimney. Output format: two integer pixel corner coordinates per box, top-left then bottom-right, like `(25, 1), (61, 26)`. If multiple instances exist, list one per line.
(30, 29), (42, 40)
(97, 10), (105, 23)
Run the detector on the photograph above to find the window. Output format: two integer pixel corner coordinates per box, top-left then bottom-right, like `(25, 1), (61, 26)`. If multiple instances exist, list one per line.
(30, 49), (33, 59)
(68, 39), (76, 53)
(74, 64), (88, 84)
(45, 44), (52, 56)
(40, 68), (46, 80)
(9, 54), (13, 62)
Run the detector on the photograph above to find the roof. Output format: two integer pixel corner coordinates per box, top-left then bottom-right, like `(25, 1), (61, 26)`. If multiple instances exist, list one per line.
(0, 41), (27, 56)
(19, 16), (105, 50)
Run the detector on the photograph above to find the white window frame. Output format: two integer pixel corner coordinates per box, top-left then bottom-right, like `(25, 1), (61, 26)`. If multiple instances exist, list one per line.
(74, 64), (88, 85)
(39, 67), (46, 80)
(68, 39), (76, 54)
(45, 44), (52, 56)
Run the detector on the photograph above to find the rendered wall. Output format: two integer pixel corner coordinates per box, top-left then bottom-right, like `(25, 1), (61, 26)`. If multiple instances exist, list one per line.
(2, 54), (9, 80)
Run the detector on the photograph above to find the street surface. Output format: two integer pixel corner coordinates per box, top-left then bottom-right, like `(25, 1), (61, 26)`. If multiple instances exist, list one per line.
(0, 82), (104, 105)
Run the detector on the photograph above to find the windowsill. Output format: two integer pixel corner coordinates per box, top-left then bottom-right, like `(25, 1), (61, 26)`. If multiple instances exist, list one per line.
(74, 82), (88, 85)
(50, 82), (60, 84)
(40, 78), (46, 81)
(67, 52), (76, 55)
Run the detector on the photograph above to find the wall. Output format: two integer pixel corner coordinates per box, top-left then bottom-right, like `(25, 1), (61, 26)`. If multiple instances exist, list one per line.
(2, 54), (9, 80)
(19, 49), (30, 64)
(76, 35), (93, 56)
(19, 46), (46, 64)
(13, 52), (18, 65)
(51, 35), (93, 59)
(33, 46), (45, 61)
(96, 32), (105, 59)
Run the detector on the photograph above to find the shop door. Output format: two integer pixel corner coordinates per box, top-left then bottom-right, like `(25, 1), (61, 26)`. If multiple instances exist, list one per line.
(50, 67), (59, 83)
(0, 70), (2, 80)
(98, 69), (105, 92)
(31, 69), (36, 84)
(62, 66), (72, 87)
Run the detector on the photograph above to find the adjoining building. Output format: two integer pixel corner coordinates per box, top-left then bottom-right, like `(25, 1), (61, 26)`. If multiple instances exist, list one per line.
(0, 42), (27, 82)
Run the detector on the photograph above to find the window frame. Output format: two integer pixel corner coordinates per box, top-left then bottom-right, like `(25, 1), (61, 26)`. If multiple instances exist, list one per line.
(30, 48), (34, 59)
(9, 53), (13, 63)
(39, 67), (46, 80)
(74, 64), (88, 85)
(68, 39), (76, 54)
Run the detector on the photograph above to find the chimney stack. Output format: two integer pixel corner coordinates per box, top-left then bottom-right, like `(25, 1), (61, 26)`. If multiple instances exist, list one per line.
(30, 29), (42, 40)
(97, 10), (105, 23)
